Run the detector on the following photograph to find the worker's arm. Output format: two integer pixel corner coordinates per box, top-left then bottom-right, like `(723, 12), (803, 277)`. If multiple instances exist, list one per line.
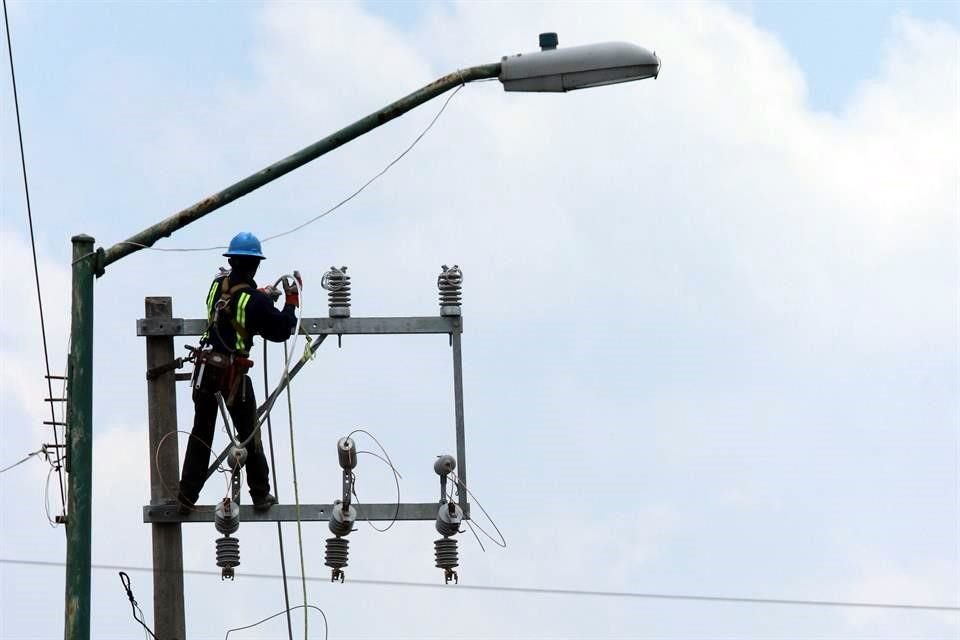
(243, 290), (297, 342)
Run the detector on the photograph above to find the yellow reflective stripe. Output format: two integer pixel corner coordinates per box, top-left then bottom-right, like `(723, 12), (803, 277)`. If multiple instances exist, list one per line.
(236, 292), (250, 329)
(202, 280), (219, 340)
(205, 281), (219, 316)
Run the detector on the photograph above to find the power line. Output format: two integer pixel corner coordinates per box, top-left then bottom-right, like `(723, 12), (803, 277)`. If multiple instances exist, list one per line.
(82, 82), (466, 260)
(2, 558), (957, 613)
(2, 0), (67, 513)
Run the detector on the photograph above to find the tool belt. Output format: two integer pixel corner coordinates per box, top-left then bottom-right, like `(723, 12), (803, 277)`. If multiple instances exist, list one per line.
(191, 349), (254, 404)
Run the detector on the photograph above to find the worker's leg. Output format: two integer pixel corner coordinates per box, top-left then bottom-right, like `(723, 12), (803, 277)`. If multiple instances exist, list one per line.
(230, 375), (271, 499)
(178, 391), (218, 504)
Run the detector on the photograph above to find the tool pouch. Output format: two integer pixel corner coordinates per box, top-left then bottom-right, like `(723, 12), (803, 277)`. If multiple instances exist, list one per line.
(191, 350), (231, 401)
(224, 356), (254, 405)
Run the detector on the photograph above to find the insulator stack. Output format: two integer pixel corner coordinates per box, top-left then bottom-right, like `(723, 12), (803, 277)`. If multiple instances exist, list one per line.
(216, 535), (240, 580)
(322, 266), (351, 318)
(328, 515), (353, 537)
(214, 498), (240, 535)
(324, 537), (350, 583)
(438, 265), (463, 317)
(434, 538), (459, 584)
(325, 499), (356, 582)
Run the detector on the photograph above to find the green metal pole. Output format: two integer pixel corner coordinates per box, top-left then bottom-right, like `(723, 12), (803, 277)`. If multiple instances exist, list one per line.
(65, 234), (95, 640)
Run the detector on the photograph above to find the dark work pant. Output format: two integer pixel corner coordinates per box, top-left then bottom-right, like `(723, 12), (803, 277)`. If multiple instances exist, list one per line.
(178, 375), (271, 504)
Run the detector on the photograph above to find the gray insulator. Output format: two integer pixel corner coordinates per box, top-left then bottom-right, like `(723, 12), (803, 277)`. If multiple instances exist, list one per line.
(226, 446), (247, 470)
(214, 498), (240, 535)
(322, 266), (351, 318)
(438, 265), (463, 316)
(337, 437), (357, 470)
(324, 537), (350, 570)
(329, 500), (356, 536)
(216, 535), (240, 575)
(436, 502), (463, 537)
(434, 537), (459, 570)
(434, 455), (456, 476)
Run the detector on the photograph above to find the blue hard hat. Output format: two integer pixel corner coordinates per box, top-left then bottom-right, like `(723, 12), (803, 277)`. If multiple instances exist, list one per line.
(223, 232), (266, 259)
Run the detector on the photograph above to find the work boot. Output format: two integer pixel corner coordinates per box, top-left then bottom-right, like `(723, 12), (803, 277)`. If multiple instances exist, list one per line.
(252, 493), (277, 512)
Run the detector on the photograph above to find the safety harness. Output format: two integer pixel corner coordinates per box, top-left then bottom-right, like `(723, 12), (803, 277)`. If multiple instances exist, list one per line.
(193, 274), (256, 404)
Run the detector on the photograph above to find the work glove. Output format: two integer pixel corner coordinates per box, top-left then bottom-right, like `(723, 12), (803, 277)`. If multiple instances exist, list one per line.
(258, 285), (281, 303)
(283, 271), (303, 307)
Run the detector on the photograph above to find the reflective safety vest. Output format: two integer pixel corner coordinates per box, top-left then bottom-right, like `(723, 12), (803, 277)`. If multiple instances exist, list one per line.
(202, 275), (255, 355)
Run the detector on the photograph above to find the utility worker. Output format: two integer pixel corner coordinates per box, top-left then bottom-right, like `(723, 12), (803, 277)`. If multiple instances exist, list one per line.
(177, 231), (300, 514)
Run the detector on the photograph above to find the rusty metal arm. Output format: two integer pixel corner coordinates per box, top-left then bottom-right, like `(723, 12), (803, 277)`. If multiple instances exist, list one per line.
(100, 62), (502, 269)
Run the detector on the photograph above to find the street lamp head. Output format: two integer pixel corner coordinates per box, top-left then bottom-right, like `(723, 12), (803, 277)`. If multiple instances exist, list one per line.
(500, 33), (660, 93)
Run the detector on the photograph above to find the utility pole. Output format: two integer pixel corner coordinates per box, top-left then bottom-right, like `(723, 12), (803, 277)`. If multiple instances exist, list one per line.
(64, 235), (94, 639)
(62, 36), (659, 638)
(144, 297), (186, 639)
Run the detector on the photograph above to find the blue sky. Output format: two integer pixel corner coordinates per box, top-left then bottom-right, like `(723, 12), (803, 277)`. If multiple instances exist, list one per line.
(1, 2), (958, 639)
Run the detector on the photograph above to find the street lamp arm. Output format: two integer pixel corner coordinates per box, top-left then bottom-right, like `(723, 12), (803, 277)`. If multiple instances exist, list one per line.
(100, 61), (502, 269)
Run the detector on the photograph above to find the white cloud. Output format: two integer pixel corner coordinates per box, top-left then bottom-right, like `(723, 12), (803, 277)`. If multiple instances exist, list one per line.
(1, 1), (957, 638)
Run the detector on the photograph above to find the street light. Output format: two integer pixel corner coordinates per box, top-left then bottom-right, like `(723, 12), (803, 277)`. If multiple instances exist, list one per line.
(500, 32), (660, 92)
(64, 32), (660, 640)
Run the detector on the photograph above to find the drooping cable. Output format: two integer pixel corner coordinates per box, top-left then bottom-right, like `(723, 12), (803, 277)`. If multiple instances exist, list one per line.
(260, 84), (464, 243)
(0, 447), (44, 474)
(3, 0), (67, 515)
(154, 430), (230, 509)
(346, 427), (404, 532)
(224, 604), (328, 640)
(10, 559), (955, 613)
(76, 82), (467, 260)
(117, 572), (158, 640)
(282, 338), (309, 639)
(262, 341), (294, 640)
(448, 471), (506, 548)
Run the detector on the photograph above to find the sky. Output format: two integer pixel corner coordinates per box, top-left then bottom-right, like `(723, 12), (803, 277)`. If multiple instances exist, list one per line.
(1, 1), (958, 639)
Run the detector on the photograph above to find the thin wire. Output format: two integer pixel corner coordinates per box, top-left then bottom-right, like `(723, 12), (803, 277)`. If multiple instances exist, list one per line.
(283, 340), (309, 639)
(449, 471), (506, 548)
(225, 604), (328, 640)
(154, 429), (229, 509)
(0, 448), (44, 474)
(443, 482), (485, 551)
(347, 430), (402, 532)
(351, 450), (402, 533)
(74, 82), (468, 262)
(118, 572), (158, 640)
(44, 465), (57, 527)
(261, 83), (464, 243)
(3, 0), (67, 511)
(263, 341), (294, 640)
(6, 558), (957, 613)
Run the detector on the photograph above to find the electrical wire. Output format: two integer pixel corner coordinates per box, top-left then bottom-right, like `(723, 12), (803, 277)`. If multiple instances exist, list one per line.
(260, 84), (464, 244)
(262, 341), (295, 640)
(6, 558), (957, 613)
(448, 471), (506, 548)
(225, 604), (328, 640)
(118, 572), (158, 640)
(0, 447), (45, 474)
(443, 482), (485, 551)
(75, 81), (467, 261)
(154, 429), (230, 510)
(2, 0), (67, 512)
(351, 437), (402, 536)
(282, 338), (309, 639)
